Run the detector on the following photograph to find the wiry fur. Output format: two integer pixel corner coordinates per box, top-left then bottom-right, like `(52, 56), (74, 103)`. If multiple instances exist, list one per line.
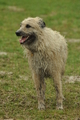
(16, 17), (68, 110)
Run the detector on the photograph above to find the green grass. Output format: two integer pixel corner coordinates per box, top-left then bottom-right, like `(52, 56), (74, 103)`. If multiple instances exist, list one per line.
(0, 0), (80, 119)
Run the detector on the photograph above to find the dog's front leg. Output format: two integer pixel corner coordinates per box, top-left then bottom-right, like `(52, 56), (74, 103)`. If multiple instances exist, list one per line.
(33, 70), (45, 110)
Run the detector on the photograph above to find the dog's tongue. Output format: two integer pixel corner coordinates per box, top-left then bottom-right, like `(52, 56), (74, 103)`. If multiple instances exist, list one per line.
(19, 37), (27, 44)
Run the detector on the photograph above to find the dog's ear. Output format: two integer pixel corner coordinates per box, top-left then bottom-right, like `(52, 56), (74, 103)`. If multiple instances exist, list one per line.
(36, 17), (46, 28)
(39, 20), (46, 28)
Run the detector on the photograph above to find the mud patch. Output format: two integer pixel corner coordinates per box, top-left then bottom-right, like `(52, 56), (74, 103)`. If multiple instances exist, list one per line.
(0, 52), (7, 56)
(8, 6), (24, 12)
(0, 71), (13, 76)
(67, 39), (80, 43)
(4, 119), (13, 120)
(19, 75), (29, 81)
(0, 71), (29, 81)
(64, 76), (80, 83)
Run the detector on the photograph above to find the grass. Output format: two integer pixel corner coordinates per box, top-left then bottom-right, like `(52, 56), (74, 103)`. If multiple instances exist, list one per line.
(0, 0), (80, 119)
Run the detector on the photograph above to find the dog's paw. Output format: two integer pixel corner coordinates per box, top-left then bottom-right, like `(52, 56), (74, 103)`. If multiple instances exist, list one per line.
(38, 102), (45, 110)
(56, 105), (63, 110)
(56, 103), (63, 110)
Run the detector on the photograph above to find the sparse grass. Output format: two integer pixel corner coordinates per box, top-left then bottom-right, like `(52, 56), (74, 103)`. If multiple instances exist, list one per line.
(0, 0), (80, 119)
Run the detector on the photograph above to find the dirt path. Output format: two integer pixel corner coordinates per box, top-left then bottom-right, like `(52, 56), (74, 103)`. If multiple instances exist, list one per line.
(0, 70), (80, 83)
(67, 39), (80, 43)
(0, 52), (7, 55)
(64, 76), (80, 83)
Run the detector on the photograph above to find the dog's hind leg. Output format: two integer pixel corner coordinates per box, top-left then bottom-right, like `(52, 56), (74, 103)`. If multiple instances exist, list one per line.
(53, 72), (63, 110)
(33, 69), (45, 110)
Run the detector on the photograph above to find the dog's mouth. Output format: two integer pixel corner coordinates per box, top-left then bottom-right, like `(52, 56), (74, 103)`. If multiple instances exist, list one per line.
(20, 35), (29, 44)
(20, 34), (36, 44)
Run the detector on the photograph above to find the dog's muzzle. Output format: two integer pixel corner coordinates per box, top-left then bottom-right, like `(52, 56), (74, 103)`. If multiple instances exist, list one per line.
(15, 30), (36, 45)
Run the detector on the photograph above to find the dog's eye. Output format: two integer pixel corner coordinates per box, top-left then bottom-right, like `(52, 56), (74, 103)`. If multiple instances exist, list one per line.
(26, 24), (31, 28)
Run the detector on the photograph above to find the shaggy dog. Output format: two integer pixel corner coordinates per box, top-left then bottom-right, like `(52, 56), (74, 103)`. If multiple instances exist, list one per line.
(16, 17), (67, 110)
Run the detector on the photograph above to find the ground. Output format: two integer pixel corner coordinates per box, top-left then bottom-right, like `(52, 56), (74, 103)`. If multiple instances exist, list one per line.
(0, 39), (80, 120)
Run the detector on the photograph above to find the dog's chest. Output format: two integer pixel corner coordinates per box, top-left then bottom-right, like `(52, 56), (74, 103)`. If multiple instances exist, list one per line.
(29, 52), (48, 72)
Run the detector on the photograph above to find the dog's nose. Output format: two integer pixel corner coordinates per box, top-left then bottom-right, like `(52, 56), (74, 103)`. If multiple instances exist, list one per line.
(15, 30), (21, 36)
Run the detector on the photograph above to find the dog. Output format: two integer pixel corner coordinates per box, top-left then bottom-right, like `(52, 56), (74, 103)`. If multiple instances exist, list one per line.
(15, 17), (67, 110)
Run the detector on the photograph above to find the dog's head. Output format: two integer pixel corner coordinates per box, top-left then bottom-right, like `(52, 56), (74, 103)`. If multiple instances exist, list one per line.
(15, 17), (46, 48)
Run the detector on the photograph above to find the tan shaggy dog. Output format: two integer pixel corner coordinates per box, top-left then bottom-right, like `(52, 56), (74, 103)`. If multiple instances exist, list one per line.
(16, 17), (67, 110)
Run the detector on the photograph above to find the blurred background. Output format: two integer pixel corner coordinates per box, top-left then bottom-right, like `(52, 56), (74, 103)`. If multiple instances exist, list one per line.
(0, 0), (80, 119)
